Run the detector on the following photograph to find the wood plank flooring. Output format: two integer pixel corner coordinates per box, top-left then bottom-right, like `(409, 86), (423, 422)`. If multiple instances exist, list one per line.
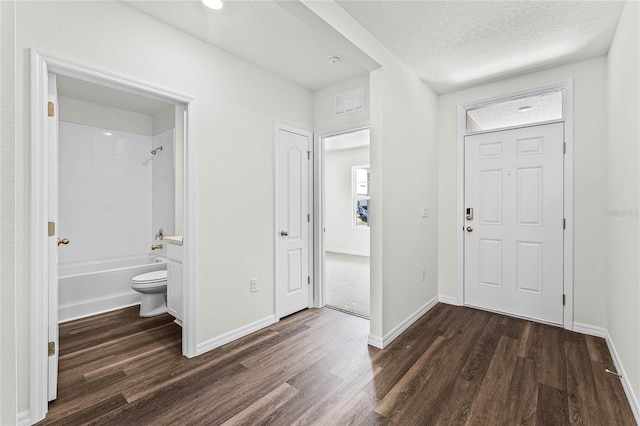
(38, 304), (636, 425)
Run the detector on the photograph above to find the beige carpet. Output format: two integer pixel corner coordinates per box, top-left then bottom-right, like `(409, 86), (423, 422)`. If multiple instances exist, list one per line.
(324, 251), (370, 318)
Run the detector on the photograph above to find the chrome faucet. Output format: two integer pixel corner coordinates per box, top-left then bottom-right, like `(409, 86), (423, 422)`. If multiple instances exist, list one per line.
(155, 228), (164, 240)
(151, 244), (163, 250)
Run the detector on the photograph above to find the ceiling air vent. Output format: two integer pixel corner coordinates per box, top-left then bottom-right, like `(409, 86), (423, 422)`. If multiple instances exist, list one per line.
(335, 87), (365, 116)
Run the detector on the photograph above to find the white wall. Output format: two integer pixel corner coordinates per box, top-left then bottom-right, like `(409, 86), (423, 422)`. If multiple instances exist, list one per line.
(14, 0), (312, 414)
(58, 122), (153, 266)
(607, 0), (640, 412)
(153, 106), (175, 136)
(151, 129), (175, 245)
(58, 96), (153, 136)
(303, 1), (439, 342)
(0, 1), (17, 423)
(438, 57), (608, 328)
(313, 73), (369, 130)
(325, 145), (370, 256)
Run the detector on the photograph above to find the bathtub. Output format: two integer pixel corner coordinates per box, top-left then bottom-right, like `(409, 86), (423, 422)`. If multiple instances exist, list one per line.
(58, 256), (167, 323)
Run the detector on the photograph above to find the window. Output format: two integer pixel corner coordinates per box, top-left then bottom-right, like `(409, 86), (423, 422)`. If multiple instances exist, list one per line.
(466, 90), (562, 133)
(353, 165), (370, 228)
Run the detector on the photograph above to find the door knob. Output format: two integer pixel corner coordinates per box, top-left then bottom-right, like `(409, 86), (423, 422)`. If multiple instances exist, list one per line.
(466, 227), (473, 233)
(280, 230), (288, 237)
(58, 238), (70, 246)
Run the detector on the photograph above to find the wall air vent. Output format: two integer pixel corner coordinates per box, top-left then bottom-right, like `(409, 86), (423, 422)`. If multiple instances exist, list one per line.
(335, 87), (365, 116)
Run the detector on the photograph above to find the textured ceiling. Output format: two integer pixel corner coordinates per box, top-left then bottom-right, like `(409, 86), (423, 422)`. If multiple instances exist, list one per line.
(337, 1), (625, 93)
(123, 0), (368, 91)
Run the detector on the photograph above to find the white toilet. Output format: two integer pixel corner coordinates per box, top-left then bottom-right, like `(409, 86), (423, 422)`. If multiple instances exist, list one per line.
(131, 269), (168, 317)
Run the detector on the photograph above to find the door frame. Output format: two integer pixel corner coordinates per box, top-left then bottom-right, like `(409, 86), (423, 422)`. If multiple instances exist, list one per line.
(274, 122), (314, 318)
(29, 50), (198, 423)
(456, 80), (574, 330)
(313, 122), (370, 309)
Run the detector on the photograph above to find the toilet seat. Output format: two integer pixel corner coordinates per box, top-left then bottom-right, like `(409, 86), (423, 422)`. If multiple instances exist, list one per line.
(131, 270), (167, 284)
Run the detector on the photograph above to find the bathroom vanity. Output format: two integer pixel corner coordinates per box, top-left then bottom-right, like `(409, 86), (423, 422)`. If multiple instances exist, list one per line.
(165, 236), (183, 325)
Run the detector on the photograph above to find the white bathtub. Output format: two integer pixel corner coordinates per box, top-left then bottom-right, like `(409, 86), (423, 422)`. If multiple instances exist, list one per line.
(58, 256), (167, 323)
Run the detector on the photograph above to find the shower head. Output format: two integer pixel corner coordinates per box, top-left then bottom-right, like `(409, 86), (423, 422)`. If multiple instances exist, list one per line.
(151, 146), (163, 155)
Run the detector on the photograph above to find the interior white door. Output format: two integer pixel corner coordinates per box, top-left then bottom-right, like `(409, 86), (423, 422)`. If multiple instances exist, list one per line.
(276, 125), (312, 319)
(464, 122), (564, 324)
(47, 73), (60, 401)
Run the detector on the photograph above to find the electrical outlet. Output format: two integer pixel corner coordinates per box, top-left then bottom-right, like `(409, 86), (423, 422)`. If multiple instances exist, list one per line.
(250, 278), (258, 293)
(420, 268), (425, 281)
(422, 207), (429, 218)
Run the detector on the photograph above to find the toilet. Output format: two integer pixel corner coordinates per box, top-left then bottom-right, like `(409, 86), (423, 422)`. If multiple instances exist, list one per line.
(131, 269), (168, 317)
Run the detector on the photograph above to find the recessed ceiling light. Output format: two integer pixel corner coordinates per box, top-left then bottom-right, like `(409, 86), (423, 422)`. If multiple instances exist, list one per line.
(327, 55), (342, 66)
(518, 106), (534, 112)
(102, 132), (112, 136)
(202, 0), (223, 10)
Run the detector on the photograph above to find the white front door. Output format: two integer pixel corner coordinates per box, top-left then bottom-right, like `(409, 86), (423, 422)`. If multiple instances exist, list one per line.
(276, 124), (312, 319)
(47, 73), (60, 401)
(464, 122), (564, 324)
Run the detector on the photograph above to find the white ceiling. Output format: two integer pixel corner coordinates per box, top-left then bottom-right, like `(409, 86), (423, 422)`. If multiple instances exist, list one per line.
(123, 0), (369, 91)
(57, 75), (172, 115)
(337, 1), (625, 94)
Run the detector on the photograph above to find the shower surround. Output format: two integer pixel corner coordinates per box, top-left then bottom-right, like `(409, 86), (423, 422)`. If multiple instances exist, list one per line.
(58, 121), (174, 321)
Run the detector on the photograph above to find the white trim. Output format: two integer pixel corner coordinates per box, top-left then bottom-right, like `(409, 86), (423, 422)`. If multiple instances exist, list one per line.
(314, 122), (370, 310)
(573, 323), (640, 423)
(368, 296), (439, 349)
(438, 295), (462, 306)
(324, 249), (370, 257)
(274, 122), (314, 319)
(196, 315), (277, 356)
(17, 410), (31, 426)
(367, 334), (384, 349)
(29, 51), (197, 422)
(59, 298), (140, 324)
(456, 80), (574, 330)
(572, 322), (607, 338)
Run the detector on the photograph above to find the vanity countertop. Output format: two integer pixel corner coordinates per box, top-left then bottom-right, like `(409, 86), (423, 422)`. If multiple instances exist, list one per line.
(164, 236), (183, 246)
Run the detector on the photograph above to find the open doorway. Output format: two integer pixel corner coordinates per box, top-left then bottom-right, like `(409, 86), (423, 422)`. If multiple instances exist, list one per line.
(321, 128), (370, 318)
(30, 51), (195, 422)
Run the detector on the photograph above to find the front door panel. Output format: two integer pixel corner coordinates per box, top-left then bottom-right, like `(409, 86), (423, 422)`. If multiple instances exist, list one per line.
(464, 123), (564, 324)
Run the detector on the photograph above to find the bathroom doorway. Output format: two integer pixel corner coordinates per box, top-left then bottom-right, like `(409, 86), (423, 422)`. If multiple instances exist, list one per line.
(30, 52), (195, 418)
(318, 127), (370, 318)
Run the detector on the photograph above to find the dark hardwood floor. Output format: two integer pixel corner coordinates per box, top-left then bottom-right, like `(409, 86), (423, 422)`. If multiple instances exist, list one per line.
(38, 303), (636, 425)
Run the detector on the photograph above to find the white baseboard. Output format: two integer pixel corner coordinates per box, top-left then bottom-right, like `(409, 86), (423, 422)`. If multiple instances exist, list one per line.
(367, 296), (438, 350)
(367, 334), (383, 349)
(573, 322), (640, 423)
(573, 322), (607, 338)
(325, 249), (370, 257)
(59, 294), (140, 323)
(17, 410), (30, 426)
(196, 314), (277, 356)
(438, 295), (462, 306)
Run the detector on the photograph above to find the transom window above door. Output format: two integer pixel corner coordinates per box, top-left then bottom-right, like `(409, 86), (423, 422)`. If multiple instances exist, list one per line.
(466, 90), (563, 133)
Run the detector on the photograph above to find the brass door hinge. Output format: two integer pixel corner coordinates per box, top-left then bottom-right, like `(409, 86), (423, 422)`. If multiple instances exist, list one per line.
(563, 218), (566, 230)
(48, 102), (55, 117)
(307, 276), (311, 285)
(48, 221), (55, 237)
(48, 341), (55, 356)
(563, 142), (566, 154)
(563, 294), (566, 306)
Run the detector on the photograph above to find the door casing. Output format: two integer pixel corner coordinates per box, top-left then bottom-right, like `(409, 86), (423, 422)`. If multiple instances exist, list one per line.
(29, 50), (197, 423)
(456, 80), (574, 329)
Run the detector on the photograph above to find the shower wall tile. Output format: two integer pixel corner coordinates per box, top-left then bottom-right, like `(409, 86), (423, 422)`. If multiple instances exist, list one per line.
(92, 130), (114, 154)
(66, 150), (92, 178)
(59, 121), (153, 266)
(91, 153), (115, 179)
